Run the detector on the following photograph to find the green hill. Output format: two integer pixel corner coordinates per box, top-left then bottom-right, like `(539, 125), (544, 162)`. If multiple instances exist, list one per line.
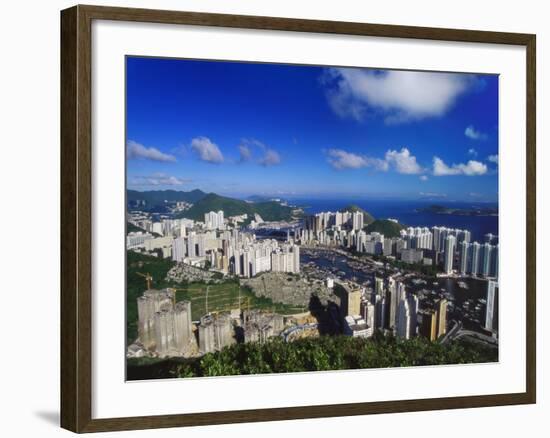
(365, 219), (404, 238)
(127, 222), (146, 233)
(126, 222), (161, 237)
(127, 189), (207, 210)
(176, 193), (295, 222)
(339, 204), (375, 225)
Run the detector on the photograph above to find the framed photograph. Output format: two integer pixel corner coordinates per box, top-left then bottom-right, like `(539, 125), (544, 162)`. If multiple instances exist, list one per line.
(60, 4), (536, 433)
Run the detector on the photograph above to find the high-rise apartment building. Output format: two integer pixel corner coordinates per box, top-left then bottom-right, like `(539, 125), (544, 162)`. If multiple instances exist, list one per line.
(444, 235), (456, 274)
(485, 280), (499, 332)
(435, 298), (448, 338)
(420, 310), (438, 341)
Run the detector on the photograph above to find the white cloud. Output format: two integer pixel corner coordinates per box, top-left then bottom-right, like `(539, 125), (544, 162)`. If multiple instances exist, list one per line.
(327, 147), (423, 175)
(238, 138), (282, 167)
(238, 144), (252, 162)
(127, 140), (176, 162)
(487, 154), (499, 164)
(323, 68), (475, 123)
(129, 173), (191, 187)
(420, 175), (429, 181)
(326, 149), (387, 171)
(259, 149), (281, 167)
(432, 157), (488, 176)
(385, 148), (423, 174)
(468, 148), (478, 156)
(327, 149), (368, 170)
(190, 136), (224, 163)
(465, 125), (488, 140)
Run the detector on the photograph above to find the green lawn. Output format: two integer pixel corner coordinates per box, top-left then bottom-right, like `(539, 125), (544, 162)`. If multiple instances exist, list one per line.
(174, 282), (306, 320)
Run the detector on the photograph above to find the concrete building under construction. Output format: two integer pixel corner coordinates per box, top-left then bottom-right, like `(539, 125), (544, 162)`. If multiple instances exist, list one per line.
(135, 288), (198, 357)
(137, 288), (174, 350)
(154, 301), (197, 357)
(198, 312), (235, 354)
(243, 309), (285, 344)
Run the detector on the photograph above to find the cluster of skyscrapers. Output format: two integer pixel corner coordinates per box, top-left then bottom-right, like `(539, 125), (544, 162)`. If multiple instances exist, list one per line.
(172, 228), (300, 277)
(128, 210), (301, 278)
(458, 239), (499, 277)
(338, 276), (443, 341)
(131, 216), (195, 238)
(301, 211), (498, 280)
(127, 207), (498, 360)
(304, 210), (365, 233)
(127, 216), (195, 258)
(203, 210), (225, 230)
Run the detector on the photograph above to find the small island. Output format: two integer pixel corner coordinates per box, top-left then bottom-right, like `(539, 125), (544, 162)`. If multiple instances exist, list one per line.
(417, 204), (498, 217)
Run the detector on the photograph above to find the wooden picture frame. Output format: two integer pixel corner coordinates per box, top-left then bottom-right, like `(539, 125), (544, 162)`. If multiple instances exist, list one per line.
(61, 4), (536, 433)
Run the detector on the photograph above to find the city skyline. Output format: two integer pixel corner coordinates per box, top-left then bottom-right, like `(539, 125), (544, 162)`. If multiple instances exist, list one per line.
(127, 204), (499, 372)
(126, 57), (499, 202)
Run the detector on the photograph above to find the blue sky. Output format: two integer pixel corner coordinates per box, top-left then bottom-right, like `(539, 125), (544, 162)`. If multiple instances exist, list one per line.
(126, 56), (499, 202)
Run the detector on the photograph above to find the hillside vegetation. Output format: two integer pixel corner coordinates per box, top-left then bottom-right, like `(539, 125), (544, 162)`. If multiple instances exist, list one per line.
(127, 189), (207, 210)
(127, 334), (497, 380)
(176, 193), (295, 222)
(365, 219), (404, 238)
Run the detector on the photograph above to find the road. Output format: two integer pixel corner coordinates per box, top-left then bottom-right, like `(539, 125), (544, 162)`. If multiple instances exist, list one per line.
(280, 323), (319, 342)
(439, 320), (462, 344)
(441, 319), (498, 347)
(451, 329), (498, 346)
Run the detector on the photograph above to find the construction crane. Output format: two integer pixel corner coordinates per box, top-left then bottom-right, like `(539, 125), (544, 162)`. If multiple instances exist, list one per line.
(161, 285), (213, 316)
(235, 287), (251, 313)
(136, 272), (153, 290)
(166, 286), (189, 307)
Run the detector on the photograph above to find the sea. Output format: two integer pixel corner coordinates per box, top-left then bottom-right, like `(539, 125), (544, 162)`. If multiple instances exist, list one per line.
(288, 198), (498, 243)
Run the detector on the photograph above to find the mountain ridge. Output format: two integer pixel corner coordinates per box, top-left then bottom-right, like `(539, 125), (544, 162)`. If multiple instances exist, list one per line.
(175, 193), (297, 222)
(127, 189), (207, 209)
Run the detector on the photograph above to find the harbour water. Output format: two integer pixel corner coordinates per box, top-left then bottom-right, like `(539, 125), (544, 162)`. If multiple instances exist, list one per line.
(289, 198), (498, 243)
(301, 249), (490, 333)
